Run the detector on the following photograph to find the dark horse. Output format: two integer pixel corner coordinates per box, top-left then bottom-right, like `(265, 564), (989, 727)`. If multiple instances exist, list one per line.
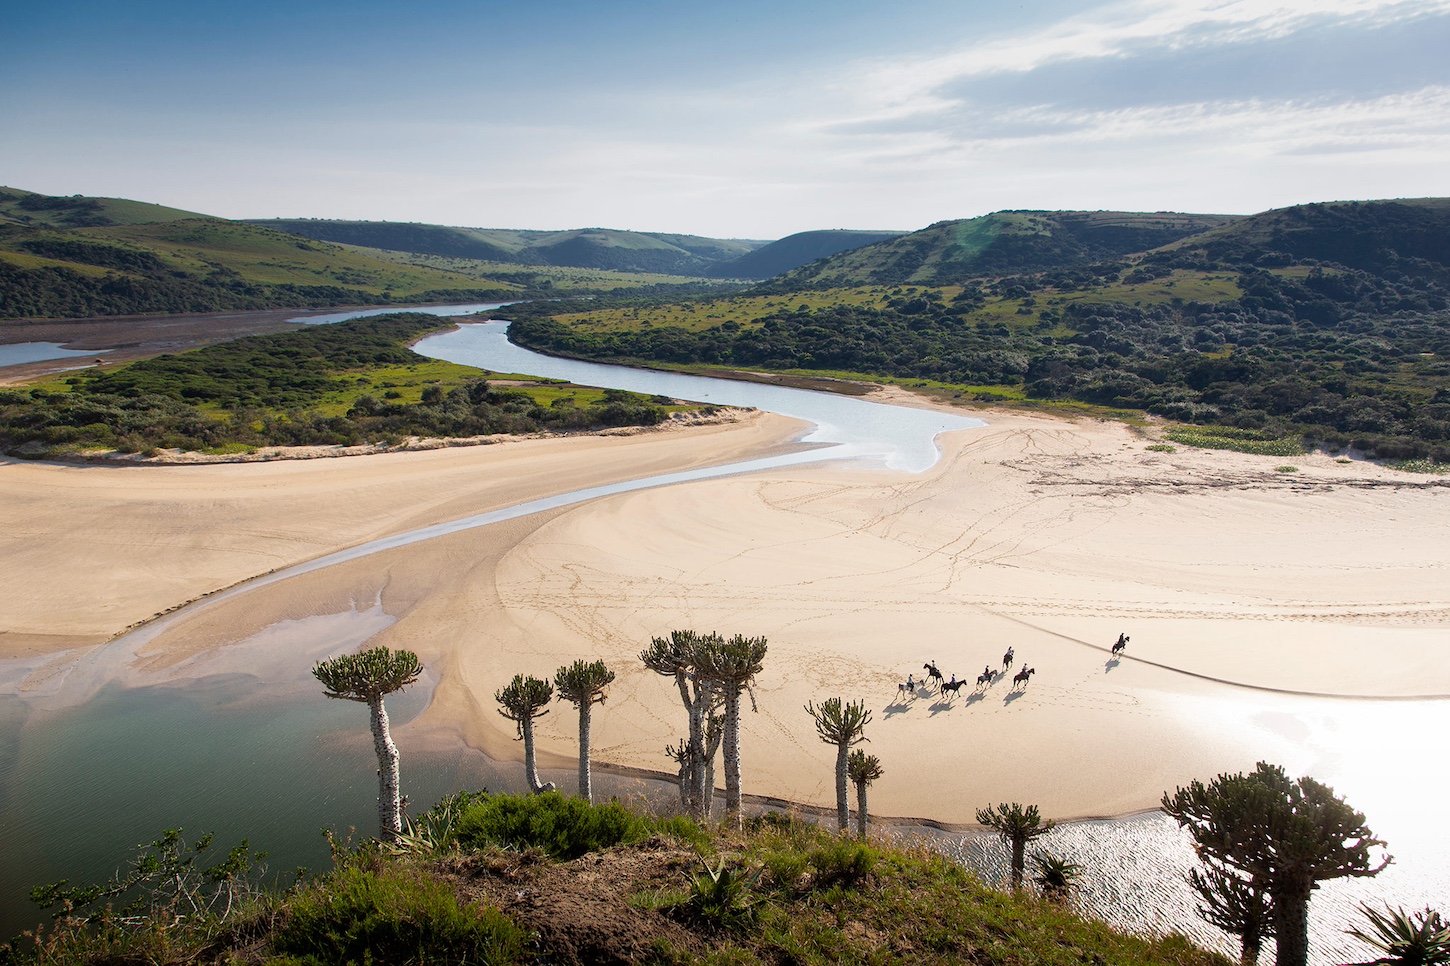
(1002, 646), (1015, 670)
(923, 662), (944, 691)
(940, 677), (967, 698)
(975, 668), (995, 688)
(1112, 633), (1129, 657)
(1012, 667), (1036, 689)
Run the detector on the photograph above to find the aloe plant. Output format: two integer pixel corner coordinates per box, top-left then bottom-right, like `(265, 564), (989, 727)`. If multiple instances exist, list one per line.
(1347, 903), (1450, 965)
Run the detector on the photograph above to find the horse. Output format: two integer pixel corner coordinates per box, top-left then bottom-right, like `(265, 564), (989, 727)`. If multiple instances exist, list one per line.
(940, 677), (966, 698)
(923, 662), (944, 691)
(1112, 634), (1129, 657)
(1002, 646), (1015, 670)
(1011, 667), (1036, 690)
(976, 669), (995, 688)
(897, 676), (917, 700)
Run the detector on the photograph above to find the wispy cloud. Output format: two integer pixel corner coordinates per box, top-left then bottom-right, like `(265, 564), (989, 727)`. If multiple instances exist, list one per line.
(854, 0), (1450, 118)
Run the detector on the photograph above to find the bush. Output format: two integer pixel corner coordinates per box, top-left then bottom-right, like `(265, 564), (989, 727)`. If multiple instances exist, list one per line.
(455, 791), (652, 860)
(806, 838), (878, 888)
(271, 865), (526, 966)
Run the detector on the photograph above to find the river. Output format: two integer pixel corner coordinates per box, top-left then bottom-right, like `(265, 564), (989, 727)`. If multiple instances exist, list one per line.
(0, 309), (1444, 961)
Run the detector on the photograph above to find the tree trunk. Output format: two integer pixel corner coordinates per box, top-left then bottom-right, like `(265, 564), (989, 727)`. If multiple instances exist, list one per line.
(723, 688), (742, 828)
(703, 754), (716, 823)
(577, 701), (594, 803)
(522, 715), (544, 794)
(368, 695), (401, 842)
(834, 741), (850, 832)
(1010, 835), (1027, 891)
(683, 674), (708, 820)
(1240, 927), (1261, 966)
(1271, 875), (1313, 966)
(855, 779), (869, 839)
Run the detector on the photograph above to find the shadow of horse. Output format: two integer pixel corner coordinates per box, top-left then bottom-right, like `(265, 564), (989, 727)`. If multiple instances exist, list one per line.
(963, 691), (984, 707)
(1003, 690), (1024, 705)
(1105, 656), (1121, 673)
(928, 699), (955, 716)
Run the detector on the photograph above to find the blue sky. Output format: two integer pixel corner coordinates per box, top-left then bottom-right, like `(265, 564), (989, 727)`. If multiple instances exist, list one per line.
(4, 0), (1448, 237)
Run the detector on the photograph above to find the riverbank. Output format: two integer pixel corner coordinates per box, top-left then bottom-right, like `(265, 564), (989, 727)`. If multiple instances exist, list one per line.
(11, 391), (1438, 823)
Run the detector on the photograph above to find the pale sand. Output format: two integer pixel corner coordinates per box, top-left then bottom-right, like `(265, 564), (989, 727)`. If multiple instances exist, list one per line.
(5, 396), (1449, 824)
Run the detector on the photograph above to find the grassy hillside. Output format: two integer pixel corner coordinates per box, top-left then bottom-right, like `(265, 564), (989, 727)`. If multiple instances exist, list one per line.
(766, 210), (1239, 289)
(506, 199), (1450, 463)
(708, 229), (907, 279)
(249, 219), (768, 275)
(0, 190), (532, 319)
(4, 793), (1231, 966)
(0, 186), (207, 228)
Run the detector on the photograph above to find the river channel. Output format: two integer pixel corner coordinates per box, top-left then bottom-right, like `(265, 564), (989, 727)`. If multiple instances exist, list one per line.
(0, 310), (1445, 961)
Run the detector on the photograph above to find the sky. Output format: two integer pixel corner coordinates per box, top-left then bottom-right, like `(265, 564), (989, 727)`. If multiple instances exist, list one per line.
(3, 0), (1449, 238)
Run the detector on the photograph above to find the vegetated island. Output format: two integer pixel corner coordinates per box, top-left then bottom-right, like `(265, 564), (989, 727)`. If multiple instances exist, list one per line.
(502, 199), (1450, 467)
(0, 314), (698, 460)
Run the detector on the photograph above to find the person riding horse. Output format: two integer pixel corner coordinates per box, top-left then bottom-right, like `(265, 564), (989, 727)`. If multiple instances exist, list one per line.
(1002, 646), (1015, 669)
(1112, 633), (1129, 657)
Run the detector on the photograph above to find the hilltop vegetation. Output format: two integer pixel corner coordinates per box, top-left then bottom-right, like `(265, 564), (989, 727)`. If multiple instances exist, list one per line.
(507, 200), (1450, 462)
(0, 315), (671, 457)
(3, 794), (1231, 966)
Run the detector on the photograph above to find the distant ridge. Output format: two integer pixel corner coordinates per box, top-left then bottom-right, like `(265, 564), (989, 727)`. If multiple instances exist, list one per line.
(247, 219), (768, 276)
(707, 229), (907, 279)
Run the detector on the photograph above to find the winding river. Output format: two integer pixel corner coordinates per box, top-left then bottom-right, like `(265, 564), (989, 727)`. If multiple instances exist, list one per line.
(0, 309), (1445, 961)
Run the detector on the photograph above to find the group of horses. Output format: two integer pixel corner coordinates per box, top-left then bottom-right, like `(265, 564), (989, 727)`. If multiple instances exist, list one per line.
(896, 633), (1131, 703)
(900, 649), (1036, 701)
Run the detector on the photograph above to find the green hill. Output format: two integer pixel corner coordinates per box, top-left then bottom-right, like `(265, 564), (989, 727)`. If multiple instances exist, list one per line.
(707, 229), (907, 279)
(765, 210), (1240, 289)
(507, 198), (1450, 463)
(0, 188), (531, 319)
(248, 218), (768, 275)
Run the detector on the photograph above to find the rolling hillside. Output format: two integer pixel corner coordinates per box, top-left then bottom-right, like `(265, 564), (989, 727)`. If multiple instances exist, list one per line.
(764, 210), (1240, 289)
(248, 219), (768, 275)
(507, 198), (1450, 463)
(0, 188), (525, 319)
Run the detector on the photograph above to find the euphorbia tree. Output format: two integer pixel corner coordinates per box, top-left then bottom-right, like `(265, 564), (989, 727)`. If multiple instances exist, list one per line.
(554, 659), (615, 803)
(1163, 761), (1390, 966)
(313, 645), (423, 842)
(847, 749), (883, 840)
(976, 801), (1056, 891)
(495, 674), (555, 794)
(641, 630), (724, 820)
(805, 697), (872, 832)
(695, 633), (768, 829)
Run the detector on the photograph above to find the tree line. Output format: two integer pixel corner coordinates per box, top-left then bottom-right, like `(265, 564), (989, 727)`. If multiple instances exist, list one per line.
(507, 260), (1450, 462)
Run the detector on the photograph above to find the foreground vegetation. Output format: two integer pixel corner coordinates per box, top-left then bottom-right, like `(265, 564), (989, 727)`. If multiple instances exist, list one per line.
(1, 795), (1237, 966)
(0, 315), (673, 457)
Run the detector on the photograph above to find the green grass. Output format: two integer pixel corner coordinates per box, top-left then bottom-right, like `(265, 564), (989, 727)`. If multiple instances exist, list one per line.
(1163, 426), (1307, 456)
(1146, 444), (1177, 453)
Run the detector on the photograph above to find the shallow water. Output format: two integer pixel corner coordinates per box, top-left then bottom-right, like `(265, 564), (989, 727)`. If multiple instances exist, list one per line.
(0, 342), (109, 367)
(1, 308), (1445, 958)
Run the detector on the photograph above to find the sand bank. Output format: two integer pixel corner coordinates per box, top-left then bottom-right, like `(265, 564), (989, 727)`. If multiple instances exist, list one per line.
(6, 394), (1448, 823)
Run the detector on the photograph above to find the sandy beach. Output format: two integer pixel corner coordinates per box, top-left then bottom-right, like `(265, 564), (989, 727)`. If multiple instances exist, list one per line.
(4, 394), (1448, 825)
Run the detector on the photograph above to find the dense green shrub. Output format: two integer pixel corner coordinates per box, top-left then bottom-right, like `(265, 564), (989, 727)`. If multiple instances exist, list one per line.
(455, 791), (653, 860)
(271, 864), (525, 966)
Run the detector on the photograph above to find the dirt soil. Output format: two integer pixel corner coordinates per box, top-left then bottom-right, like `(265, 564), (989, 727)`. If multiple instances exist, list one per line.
(439, 838), (712, 965)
